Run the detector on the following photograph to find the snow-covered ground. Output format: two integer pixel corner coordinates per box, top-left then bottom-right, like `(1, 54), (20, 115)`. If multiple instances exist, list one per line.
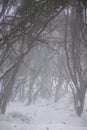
(0, 94), (87, 130)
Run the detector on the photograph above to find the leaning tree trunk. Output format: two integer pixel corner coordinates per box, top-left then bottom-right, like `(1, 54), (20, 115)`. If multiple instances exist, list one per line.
(0, 55), (23, 114)
(76, 86), (86, 116)
(71, 1), (87, 116)
(64, 1), (87, 116)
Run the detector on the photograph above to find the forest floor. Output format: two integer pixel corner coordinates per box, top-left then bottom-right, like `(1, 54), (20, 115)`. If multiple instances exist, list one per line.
(0, 94), (87, 130)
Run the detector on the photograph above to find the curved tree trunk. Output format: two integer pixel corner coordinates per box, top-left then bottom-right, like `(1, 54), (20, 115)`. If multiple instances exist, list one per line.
(64, 1), (87, 116)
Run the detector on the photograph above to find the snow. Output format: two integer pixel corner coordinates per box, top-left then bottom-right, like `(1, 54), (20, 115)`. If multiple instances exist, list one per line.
(0, 95), (87, 130)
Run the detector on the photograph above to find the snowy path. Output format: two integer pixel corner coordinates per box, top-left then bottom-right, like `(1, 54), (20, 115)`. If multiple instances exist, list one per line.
(0, 119), (87, 130)
(0, 96), (87, 130)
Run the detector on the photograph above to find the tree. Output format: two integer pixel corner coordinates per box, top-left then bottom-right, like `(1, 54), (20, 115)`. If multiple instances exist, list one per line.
(0, 0), (87, 116)
(0, 0), (64, 113)
(64, 1), (87, 116)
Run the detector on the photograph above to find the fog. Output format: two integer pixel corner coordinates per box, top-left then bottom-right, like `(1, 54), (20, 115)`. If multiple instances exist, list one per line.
(0, 0), (87, 130)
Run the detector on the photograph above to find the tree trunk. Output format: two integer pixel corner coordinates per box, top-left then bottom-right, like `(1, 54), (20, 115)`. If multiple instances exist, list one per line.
(0, 56), (23, 114)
